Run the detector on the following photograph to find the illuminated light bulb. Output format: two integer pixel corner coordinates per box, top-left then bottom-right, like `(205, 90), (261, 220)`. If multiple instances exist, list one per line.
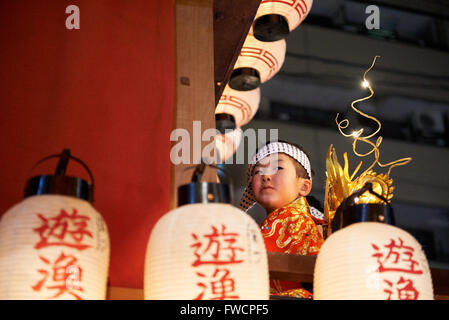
(362, 80), (370, 88)
(351, 130), (362, 138)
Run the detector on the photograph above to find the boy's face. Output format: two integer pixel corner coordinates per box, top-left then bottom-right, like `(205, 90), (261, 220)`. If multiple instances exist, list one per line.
(251, 153), (311, 213)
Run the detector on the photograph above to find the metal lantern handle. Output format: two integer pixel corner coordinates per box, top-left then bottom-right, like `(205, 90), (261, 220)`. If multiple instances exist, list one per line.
(178, 159), (233, 206)
(31, 149), (95, 186)
(185, 158), (233, 187)
(341, 182), (395, 222)
(29, 149), (95, 202)
(331, 182), (396, 233)
(349, 182), (394, 213)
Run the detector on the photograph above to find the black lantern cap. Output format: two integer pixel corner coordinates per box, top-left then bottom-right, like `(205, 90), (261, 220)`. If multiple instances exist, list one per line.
(215, 113), (236, 134)
(253, 14), (290, 42)
(177, 162), (232, 206)
(24, 149), (94, 203)
(229, 68), (261, 91)
(331, 182), (395, 232)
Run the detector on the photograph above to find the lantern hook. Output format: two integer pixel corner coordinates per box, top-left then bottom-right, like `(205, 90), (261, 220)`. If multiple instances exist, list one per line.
(184, 158), (232, 186)
(29, 149), (95, 202)
(343, 182), (395, 225)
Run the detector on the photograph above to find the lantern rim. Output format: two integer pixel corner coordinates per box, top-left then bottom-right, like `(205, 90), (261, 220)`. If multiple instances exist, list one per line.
(253, 14), (290, 42)
(229, 68), (261, 91)
(331, 203), (395, 233)
(177, 181), (232, 206)
(24, 174), (92, 202)
(215, 113), (236, 134)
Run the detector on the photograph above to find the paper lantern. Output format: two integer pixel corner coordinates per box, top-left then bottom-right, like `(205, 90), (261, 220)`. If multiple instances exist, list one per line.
(214, 128), (243, 164)
(314, 203), (434, 300)
(230, 33), (286, 91)
(144, 164), (269, 300)
(0, 150), (110, 300)
(216, 85), (260, 128)
(253, 0), (314, 41)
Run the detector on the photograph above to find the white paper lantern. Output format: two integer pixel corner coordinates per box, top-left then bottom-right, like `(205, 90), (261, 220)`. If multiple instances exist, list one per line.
(0, 150), (110, 300)
(314, 222), (434, 300)
(230, 33), (286, 90)
(216, 85), (260, 128)
(214, 128), (243, 164)
(144, 181), (269, 299)
(0, 195), (110, 300)
(254, 0), (313, 40)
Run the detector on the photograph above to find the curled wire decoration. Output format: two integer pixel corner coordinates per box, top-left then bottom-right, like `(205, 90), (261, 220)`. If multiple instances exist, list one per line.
(335, 55), (412, 178)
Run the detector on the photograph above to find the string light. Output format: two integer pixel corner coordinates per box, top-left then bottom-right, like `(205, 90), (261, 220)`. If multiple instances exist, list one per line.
(362, 80), (370, 88)
(351, 130), (362, 138)
(335, 55), (412, 178)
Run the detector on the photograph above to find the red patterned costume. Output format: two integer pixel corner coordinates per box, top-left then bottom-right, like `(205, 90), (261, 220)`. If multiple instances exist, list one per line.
(260, 196), (324, 299)
(238, 141), (326, 299)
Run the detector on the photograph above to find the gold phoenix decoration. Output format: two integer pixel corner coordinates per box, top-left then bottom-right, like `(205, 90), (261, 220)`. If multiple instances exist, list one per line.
(324, 56), (412, 231)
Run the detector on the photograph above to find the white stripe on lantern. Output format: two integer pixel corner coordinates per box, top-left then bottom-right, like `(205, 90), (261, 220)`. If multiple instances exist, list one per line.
(0, 195), (110, 300)
(234, 33), (286, 84)
(256, 0), (314, 32)
(216, 85), (260, 128)
(314, 222), (434, 300)
(144, 203), (269, 300)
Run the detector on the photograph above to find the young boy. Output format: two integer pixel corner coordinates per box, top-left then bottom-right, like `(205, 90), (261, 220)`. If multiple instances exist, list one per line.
(239, 141), (325, 299)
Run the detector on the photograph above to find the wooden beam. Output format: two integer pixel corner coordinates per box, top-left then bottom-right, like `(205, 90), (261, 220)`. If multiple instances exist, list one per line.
(170, 0), (217, 209)
(213, 0), (261, 104)
(268, 252), (315, 283)
(107, 286), (144, 300)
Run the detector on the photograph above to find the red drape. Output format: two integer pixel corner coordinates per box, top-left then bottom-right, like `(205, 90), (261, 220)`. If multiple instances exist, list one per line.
(0, 0), (174, 288)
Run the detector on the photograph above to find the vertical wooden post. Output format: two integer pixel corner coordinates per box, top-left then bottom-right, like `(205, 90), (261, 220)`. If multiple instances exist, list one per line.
(170, 0), (217, 209)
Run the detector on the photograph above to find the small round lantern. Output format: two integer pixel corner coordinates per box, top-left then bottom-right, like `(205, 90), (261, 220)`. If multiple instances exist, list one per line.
(215, 85), (260, 129)
(0, 150), (110, 300)
(253, 0), (314, 41)
(314, 187), (434, 300)
(230, 33), (286, 91)
(144, 164), (269, 300)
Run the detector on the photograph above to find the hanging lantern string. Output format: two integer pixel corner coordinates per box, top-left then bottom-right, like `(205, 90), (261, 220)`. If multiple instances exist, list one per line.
(335, 55), (412, 178)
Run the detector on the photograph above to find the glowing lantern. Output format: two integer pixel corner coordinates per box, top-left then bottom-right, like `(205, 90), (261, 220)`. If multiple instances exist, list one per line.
(314, 197), (434, 300)
(144, 164), (269, 300)
(216, 85), (260, 129)
(230, 33), (286, 91)
(0, 150), (110, 300)
(253, 0), (314, 41)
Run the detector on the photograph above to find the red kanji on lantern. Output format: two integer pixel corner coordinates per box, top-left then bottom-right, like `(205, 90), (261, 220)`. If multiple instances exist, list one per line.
(194, 268), (239, 300)
(191, 224), (244, 267)
(34, 208), (93, 250)
(383, 277), (420, 300)
(371, 238), (423, 274)
(31, 252), (84, 300)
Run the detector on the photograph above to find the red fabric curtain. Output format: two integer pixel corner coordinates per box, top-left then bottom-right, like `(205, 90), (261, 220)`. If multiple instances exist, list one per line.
(0, 0), (174, 288)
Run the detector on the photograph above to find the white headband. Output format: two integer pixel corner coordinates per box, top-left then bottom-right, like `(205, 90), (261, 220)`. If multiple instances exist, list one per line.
(251, 142), (312, 179)
(239, 142), (312, 212)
